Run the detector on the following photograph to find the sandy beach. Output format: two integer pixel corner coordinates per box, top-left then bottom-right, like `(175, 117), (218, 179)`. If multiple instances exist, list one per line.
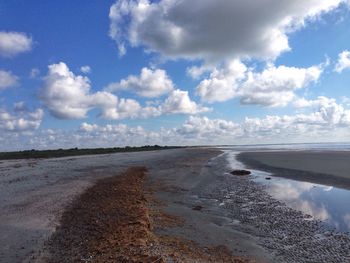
(0, 148), (270, 263)
(237, 151), (350, 190)
(1, 148), (350, 262)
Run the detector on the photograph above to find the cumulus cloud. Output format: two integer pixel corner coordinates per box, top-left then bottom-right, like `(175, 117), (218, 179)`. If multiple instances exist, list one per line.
(174, 116), (241, 142)
(173, 97), (350, 144)
(342, 96), (350, 106)
(334, 50), (350, 73)
(78, 96), (350, 146)
(109, 0), (347, 61)
(196, 61), (322, 106)
(40, 62), (154, 120)
(292, 96), (350, 125)
(75, 122), (161, 148)
(0, 124), (156, 151)
(78, 117), (235, 147)
(196, 60), (247, 103)
(243, 101), (350, 137)
(294, 96), (337, 108)
(0, 31), (33, 57)
(103, 89), (209, 118)
(1, 96), (349, 151)
(80, 65), (91, 74)
(40, 62), (99, 119)
(0, 107), (43, 132)
(240, 64), (322, 107)
(0, 70), (19, 90)
(161, 89), (210, 114)
(40, 62), (206, 120)
(106, 67), (174, 98)
(186, 64), (213, 80)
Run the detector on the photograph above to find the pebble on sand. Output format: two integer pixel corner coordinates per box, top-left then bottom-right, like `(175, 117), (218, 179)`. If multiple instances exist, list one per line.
(230, 170), (252, 176)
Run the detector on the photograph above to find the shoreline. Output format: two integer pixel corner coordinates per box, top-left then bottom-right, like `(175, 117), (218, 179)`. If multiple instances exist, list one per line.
(0, 146), (182, 161)
(210, 151), (350, 262)
(1, 148), (267, 263)
(2, 148), (350, 262)
(0, 149), (192, 263)
(237, 151), (350, 190)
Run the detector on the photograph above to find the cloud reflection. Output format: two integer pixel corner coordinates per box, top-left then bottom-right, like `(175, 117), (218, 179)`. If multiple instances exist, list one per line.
(267, 181), (331, 221)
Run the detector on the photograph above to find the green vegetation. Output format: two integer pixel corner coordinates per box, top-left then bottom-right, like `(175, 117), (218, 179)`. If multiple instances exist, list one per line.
(0, 145), (182, 160)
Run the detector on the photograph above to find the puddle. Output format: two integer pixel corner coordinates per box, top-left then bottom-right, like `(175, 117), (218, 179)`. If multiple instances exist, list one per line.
(225, 150), (350, 232)
(254, 175), (350, 232)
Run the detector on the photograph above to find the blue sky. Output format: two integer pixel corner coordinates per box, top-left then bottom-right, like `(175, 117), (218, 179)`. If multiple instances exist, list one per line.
(1, 0), (350, 150)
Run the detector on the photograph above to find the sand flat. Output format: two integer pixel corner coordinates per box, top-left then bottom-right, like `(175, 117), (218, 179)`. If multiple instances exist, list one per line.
(237, 150), (350, 189)
(2, 148), (350, 263)
(0, 148), (272, 263)
(239, 151), (350, 178)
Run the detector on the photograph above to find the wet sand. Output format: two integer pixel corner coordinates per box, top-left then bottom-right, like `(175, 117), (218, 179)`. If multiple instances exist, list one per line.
(42, 166), (250, 262)
(2, 148), (350, 263)
(0, 148), (270, 263)
(237, 151), (350, 190)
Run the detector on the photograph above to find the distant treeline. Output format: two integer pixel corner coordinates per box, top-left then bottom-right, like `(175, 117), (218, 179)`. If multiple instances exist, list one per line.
(0, 145), (182, 160)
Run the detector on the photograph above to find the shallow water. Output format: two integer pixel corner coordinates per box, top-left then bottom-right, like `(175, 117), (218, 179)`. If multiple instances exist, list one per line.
(224, 149), (350, 233)
(220, 142), (350, 151)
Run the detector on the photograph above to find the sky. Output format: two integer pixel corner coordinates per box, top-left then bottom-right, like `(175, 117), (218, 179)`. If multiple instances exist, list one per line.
(1, 0), (350, 151)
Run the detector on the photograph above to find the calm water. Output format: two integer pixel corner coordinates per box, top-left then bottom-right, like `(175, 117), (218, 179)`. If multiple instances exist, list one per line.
(224, 147), (350, 232)
(221, 142), (350, 151)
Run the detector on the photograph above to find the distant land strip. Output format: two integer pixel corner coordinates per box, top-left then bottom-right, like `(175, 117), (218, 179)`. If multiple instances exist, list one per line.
(0, 145), (183, 160)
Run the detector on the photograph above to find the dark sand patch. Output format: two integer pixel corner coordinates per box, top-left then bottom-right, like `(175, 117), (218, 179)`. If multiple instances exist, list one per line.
(237, 151), (350, 190)
(42, 167), (159, 263)
(41, 167), (251, 263)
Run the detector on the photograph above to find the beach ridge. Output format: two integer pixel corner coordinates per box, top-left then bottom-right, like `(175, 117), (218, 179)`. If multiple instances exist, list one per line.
(39, 165), (250, 263)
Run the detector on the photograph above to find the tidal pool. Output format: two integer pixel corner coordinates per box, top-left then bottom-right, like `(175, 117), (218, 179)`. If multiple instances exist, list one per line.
(226, 150), (350, 233)
(254, 175), (350, 232)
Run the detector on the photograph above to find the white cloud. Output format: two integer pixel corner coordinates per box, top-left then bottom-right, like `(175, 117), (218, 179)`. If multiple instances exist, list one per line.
(0, 123), (159, 151)
(0, 107), (43, 132)
(334, 50), (350, 73)
(40, 62), (98, 119)
(80, 65), (91, 74)
(0, 31), (33, 57)
(292, 96), (350, 125)
(1, 96), (349, 151)
(109, 0), (347, 61)
(103, 89), (209, 118)
(196, 62), (322, 106)
(106, 67), (174, 98)
(100, 96), (160, 120)
(0, 120), (173, 151)
(240, 64), (322, 107)
(341, 96), (350, 107)
(186, 64), (213, 79)
(40, 62), (151, 120)
(30, 68), (40, 79)
(76, 122), (161, 148)
(243, 101), (350, 136)
(161, 89), (210, 114)
(40, 62), (206, 120)
(13, 101), (28, 112)
(293, 96), (336, 108)
(0, 70), (19, 90)
(174, 116), (241, 142)
(79, 122), (99, 133)
(196, 60), (247, 103)
(173, 97), (350, 144)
